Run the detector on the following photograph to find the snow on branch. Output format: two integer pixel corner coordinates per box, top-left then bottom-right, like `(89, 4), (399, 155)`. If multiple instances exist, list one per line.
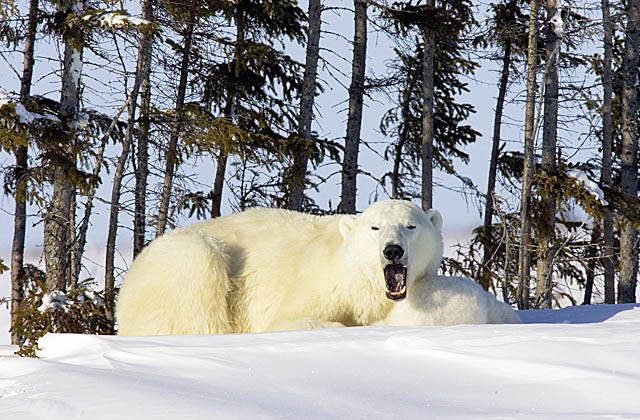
(82, 10), (153, 30)
(38, 291), (68, 313)
(0, 90), (60, 126)
(566, 169), (608, 206)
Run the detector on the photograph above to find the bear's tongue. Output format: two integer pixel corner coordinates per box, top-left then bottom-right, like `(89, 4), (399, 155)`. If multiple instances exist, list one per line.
(384, 264), (407, 300)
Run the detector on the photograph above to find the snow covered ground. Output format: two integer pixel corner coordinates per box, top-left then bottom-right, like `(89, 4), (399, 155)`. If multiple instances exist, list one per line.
(1, 304), (640, 419)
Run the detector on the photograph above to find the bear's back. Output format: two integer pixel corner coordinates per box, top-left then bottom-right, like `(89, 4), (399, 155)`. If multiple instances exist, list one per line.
(184, 207), (340, 256)
(180, 207), (345, 332)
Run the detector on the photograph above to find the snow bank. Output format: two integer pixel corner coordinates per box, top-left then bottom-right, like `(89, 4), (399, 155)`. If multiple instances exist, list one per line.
(1, 304), (640, 419)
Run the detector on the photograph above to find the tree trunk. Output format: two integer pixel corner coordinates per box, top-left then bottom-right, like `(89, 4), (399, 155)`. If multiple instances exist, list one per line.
(287, 0), (322, 211)
(104, 149), (129, 330)
(156, 0), (198, 236)
(210, 11), (245, 218)
(517, 0), (539, 310)
(391, 138), (404, 199)
(74, 100), (128, 288)
(339, 0), (367, 214)
(535, 0), (562, 309)
(44, 0), (84, 293)
(601, 0), (615, 304)
(391, 71), (418, 199)
(211, 96), (235, 219)
(104, 0), (156, 328)
(134, 74), (151, 256)
(618, 0), (640, 303)
(421, 0), (435, 211)
(133, 0), (156, 257)
(582, 226), (600, 305)
(503, 216), (512, 303)
(68, 189), (78, 290)
(11, 0), (39, 344)
(480, 38), (512, 291)
(211, 152), (227, 218)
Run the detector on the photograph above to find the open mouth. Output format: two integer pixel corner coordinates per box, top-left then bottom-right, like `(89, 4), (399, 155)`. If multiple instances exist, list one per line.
(384, 264), (407, 300)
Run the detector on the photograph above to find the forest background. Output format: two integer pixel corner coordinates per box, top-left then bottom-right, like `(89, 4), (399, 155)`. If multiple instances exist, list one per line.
(0, 0), (638, 351)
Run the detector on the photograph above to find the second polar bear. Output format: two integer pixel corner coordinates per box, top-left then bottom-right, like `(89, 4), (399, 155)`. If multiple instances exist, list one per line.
(378, 275), (521, 326)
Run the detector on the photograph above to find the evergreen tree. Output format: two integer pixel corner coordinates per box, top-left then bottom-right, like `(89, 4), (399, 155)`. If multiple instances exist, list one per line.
(600, 0), (615, 304)
(339, 0), (368, 214)
(3, 0), (40, 344)
(104, 0), (157, 328)
(517, 0), (539, 310)
(44, 0), (86, 293)
(618, 0), (639, 303)
(534, 0), (565, 309)
(286, 0), (323, 211)
(198, 0), (307, 215)
(474, 0), (528, 291)
(156, 0), (200, 235)
(377, 0), (479, 205)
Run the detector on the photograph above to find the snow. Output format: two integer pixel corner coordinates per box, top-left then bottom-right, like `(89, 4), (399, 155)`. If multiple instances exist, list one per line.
(549, 8), (564, 38)
(83, 11), (151, 29)
(79, 290), (103, 306)
(0, 90), (59, 125)
(37, 291), (67, 313)
(567, 169), (608, 206)
(68, 48), (83, 100)
(98, 13), (149, 28)
(2, 304), (640, 419)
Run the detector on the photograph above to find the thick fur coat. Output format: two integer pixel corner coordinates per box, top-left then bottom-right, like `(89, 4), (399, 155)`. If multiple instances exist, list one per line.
(115, 200), (518, 335)
(378, 276), (521, 326)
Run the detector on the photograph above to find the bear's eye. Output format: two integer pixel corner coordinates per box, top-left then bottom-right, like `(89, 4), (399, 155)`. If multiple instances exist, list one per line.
(371, 226), (380, 231)
(407, 225), (416, 230)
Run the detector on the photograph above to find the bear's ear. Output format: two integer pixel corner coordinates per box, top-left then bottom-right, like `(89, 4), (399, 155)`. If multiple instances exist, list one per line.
(338, 215), (356, 240)
(425, 209), (443, 231)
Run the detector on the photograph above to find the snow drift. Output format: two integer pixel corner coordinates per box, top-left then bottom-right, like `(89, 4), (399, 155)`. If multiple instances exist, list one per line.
(1, 304), (640, 419)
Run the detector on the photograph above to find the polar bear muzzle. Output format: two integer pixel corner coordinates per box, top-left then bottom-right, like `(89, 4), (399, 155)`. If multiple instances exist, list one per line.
(384, 264), (407, 300)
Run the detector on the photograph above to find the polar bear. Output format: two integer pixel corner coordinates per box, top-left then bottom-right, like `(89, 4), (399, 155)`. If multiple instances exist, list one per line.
(116, 199), (445, 335)
(115, 199), (519, 335)
(377, 275), (521, 326)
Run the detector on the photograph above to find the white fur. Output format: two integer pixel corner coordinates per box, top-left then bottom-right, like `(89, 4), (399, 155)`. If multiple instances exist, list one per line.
(117, 200), (444, 335)
(378, 276), (521, 326)
(116, 199), (518, 336)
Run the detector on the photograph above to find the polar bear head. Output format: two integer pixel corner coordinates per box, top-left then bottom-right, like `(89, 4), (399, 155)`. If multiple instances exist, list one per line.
(339, 200), (443, 301)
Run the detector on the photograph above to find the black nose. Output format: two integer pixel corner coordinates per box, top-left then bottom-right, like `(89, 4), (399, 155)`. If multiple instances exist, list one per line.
(383, 244), (404, 261)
